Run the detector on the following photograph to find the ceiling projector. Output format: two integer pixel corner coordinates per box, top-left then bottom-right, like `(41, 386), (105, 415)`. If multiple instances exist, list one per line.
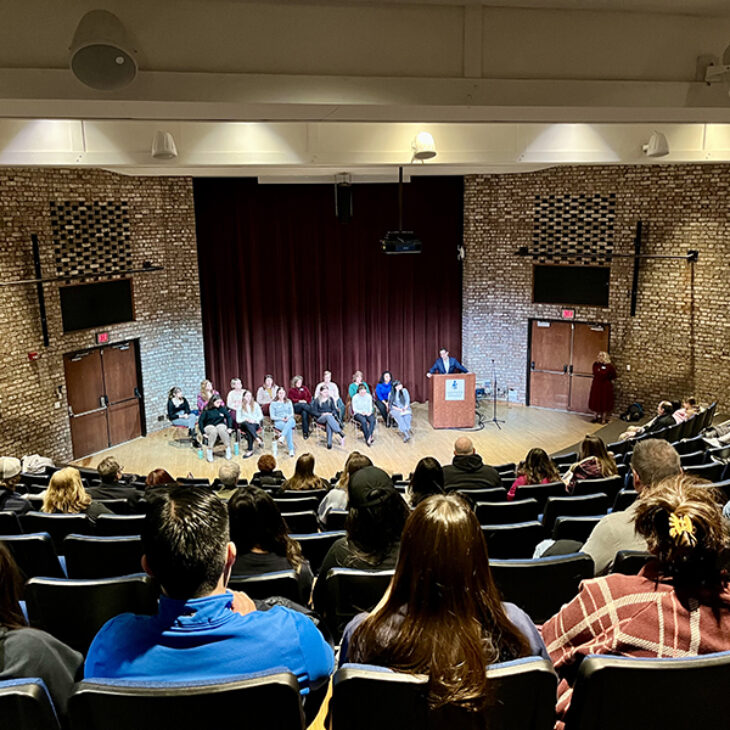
(380, 231), (422, 255)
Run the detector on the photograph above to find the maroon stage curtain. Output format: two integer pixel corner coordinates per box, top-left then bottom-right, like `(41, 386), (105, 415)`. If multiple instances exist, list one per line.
(194, 177), (462, 403)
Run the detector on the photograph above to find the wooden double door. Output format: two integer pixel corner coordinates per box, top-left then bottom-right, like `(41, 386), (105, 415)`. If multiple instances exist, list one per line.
(528, 320), (610, 413)
(64, 340), (143, 459)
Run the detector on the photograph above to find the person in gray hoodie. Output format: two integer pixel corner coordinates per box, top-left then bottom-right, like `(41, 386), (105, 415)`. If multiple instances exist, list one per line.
(443, 437), (501, 490)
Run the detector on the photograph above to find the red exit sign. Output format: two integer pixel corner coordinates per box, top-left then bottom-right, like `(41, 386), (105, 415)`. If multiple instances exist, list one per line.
(96, 331), (110, 344)
(561, 309), (575, 320)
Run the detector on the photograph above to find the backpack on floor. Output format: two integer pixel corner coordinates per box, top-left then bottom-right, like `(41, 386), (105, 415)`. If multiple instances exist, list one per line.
(620, 402), (644, 422)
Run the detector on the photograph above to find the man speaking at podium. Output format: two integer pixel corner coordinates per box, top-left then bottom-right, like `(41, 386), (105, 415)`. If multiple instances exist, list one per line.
(426, 347), (468, 378)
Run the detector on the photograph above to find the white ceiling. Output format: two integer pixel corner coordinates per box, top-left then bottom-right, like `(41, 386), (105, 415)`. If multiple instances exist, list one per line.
(1, 0), (730, 176)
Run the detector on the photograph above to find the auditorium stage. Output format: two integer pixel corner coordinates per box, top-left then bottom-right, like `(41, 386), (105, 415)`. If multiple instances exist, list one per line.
(71, 402), (605, 482)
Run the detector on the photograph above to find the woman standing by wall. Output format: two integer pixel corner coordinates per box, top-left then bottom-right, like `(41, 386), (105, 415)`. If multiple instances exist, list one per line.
(588, 351), (616, 424)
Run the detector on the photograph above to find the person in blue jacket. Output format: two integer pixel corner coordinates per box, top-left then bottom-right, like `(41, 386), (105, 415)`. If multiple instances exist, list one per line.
(426, 347), (468, 377)
(85, 487), (334, 694)
(374, 371), (393, 426)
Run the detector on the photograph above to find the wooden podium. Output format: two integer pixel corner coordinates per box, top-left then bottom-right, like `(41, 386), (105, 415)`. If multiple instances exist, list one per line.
(428, 373), (476, 429)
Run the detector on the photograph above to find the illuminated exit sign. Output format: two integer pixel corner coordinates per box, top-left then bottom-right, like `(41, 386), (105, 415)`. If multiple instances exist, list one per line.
(561, 309), (575, 320)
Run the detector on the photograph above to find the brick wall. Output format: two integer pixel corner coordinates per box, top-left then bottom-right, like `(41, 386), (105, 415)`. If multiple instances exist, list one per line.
(0, 168), (204, 463)
(463, 165), (730, 414)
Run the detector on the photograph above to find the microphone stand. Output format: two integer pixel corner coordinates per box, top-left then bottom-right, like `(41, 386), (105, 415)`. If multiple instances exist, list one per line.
(487, 358), (505, 429)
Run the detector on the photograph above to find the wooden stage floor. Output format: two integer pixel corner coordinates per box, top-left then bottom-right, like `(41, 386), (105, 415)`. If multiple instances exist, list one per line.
(71, 402), (605, 482)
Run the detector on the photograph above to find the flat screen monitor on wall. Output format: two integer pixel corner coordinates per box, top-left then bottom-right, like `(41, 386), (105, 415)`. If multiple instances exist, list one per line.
(60, 278), (135, 332)
(533, 265), (610, 307)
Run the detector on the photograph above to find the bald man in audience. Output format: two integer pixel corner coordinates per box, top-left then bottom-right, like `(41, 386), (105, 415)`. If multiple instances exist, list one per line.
(580, 439), (682, 574)
(443, 437), (501, 490)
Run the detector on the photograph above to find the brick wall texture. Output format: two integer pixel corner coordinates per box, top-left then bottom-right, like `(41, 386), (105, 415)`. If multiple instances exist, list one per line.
(463, 165), (730, 414)
(0, 168), (204, 463)
(3, 165), (729, 463)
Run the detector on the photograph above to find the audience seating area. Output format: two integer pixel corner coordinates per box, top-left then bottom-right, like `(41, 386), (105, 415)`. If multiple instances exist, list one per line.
(2, 400), (728, 728)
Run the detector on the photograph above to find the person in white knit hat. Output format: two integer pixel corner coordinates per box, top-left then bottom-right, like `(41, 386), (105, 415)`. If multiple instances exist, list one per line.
(0, 457), (32, 515)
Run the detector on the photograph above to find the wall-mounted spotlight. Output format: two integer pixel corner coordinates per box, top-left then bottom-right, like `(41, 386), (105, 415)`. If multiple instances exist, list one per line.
(151, 131), (178, 160)
(411, 132), (437, 162)
(642, 132), (669, 158)
(70, 10), (137, 90)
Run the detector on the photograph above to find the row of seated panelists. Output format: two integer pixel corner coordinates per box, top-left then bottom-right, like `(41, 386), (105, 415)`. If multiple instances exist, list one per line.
(331, 658), (557, 730)
(490, 553), (594, 624)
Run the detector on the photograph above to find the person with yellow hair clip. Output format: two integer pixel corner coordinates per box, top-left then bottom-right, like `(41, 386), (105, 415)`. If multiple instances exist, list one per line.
(542, 474), (730, 728)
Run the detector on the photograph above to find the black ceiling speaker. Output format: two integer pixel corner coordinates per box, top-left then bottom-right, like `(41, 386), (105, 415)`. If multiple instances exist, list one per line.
(70, 10), (137, 90)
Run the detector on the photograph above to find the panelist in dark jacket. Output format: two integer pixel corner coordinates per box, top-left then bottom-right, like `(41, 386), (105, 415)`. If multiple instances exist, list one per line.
(426, 347), (468, 377)
(443, 437), (501, 490)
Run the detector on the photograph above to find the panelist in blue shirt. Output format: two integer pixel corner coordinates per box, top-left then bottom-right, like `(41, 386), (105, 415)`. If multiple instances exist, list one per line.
(426, 347), (468, 378)
(85, 487), (334, 693)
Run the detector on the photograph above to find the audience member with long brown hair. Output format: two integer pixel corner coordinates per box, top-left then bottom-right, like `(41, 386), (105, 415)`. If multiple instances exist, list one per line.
(563, 434), (617, 493)
(342, 493), (547, 714)
(507, 448), (561, 501)
(0, 543), (82, 715)
(228, 486), (313, 602)
(543, 475), (730, 728)
(318, 451), (372, 526)
(42, 466), (111, 525)
(282, 453), (329, 492)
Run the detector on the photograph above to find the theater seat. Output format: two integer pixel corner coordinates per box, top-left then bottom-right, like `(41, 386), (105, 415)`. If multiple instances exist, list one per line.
(571, 476), (623, 502)
(455, 487), (507, 504)
(324, 510), (348, 531)
(612, 489), (638, 512)
(19, 513), (91, 553)
(0, 679), (60, 730)
(96, 514), (146, 537)
(1, 533), (65, 584)
(684, 462), (725, 483)
(69, 671), (304, 730)
(481, 522), (544, 559)
(25, 574), (158, 654)
(490, 553), (594, 623)
(475, 499), (539, 525)
(513, 482), (565, 512)
(228, 570), (301, 603)
(281, 511), (319, 534)
(273, 496), (319, 513)
(291, 531), (345, 575)
(552, 516), (604, 543)
(324, 568), (394, 639)
(542, 494), (609, 534)
(276, 489), (328, 503)
(564, 651), (730, 730)
(0, 511), (23, 535)
(331, 658), (557, 730)
(610, 550), (653, 575)
(63, 535), (144, 579)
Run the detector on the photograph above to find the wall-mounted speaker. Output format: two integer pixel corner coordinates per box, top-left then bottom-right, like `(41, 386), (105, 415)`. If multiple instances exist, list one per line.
(335, 182), (353, 224)
(70, 10), (137, 90)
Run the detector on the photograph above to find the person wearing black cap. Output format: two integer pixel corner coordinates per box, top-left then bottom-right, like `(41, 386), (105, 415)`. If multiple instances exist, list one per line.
(312, 466), (409, 616)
